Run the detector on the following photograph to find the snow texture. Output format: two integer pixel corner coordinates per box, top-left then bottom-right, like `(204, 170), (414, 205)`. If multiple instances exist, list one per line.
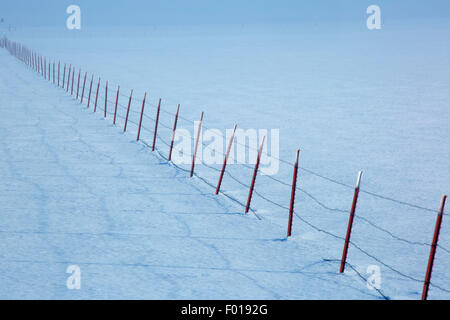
(0, 19), (449, 299)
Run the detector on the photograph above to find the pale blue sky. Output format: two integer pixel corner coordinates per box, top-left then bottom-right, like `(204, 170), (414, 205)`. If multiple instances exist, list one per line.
(1, 0), (449, 27)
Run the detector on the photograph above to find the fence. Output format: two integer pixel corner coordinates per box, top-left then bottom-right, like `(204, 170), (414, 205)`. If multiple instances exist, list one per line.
(1, 36), (448, 300)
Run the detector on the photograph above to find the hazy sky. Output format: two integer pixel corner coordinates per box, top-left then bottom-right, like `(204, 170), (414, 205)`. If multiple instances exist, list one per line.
(0, 0), (449, 27)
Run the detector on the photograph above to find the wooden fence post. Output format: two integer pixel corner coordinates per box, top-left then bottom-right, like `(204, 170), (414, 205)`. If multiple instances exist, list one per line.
(62, 64), (66, 89)
(66, 64), (71, 92)
(190, 112), (204, 177)
(422, 195), (447, 300)
(87, 75), (93, 108)
(113, 85), (120, 124)
(340, 171), (363, 273)
(168, 104), (180, 161)
(76, 69), (81, 99)
(152, 98), (161, 151)
(216, 124), (237, 194)
(136, 92), (147, 141)
(71, 69), (75, 95)
(123, 89), (133, 132)
(94, 77), (100, 112)
(287, 149), (300, 237)
(245, 136), (266, 213)
(80, 72), (87, 104)
(104, 80), (108, 117)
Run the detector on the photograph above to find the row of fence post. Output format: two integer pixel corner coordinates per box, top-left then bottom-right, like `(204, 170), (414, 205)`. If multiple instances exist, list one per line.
(4, 37), (448, 300)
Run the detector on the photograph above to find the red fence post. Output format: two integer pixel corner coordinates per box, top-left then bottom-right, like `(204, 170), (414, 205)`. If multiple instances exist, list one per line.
(245, 136), (266, 213)
(216, 124), (237, 194)
(66, 64), (71, 92)
(136, 92), (147, 141)
(104, 80), (108, 118)
(287, 149), (300, 237)
(80, 72), (87, 104)
(69, 65), (72, 91)
(87, 75), (93, 108)
(76, 69), (81, 99)
(422, 195), (447, 300)
(71, 69), (75, 95)
(152, 98), (161, 151)
(124, 89), (133, 132)
(94, 77), (100, 113)
(168, 104), (180, 161)
(113, 85), (120, 124)
(340, 170), (363, 273)
(190, 112), (204, 177)
(62, 64), (66, 89)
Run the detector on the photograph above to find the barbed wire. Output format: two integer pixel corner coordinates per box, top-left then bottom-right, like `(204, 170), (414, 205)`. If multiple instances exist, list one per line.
(7, 40), (449, 298)
(145, 127), (450, 295)
(29, 53), (443, 214)
(69, 68), (450, 257)
(135, 96), (441, 214)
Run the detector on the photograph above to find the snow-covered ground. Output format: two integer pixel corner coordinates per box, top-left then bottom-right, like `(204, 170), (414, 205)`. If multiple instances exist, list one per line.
(1, 18), (449, 299)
